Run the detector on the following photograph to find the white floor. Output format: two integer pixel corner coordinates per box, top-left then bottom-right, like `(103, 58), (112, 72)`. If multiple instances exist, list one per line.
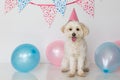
(0, 63), (120, 80)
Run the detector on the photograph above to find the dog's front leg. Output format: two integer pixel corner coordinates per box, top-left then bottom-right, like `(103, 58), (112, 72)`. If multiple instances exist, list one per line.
(69, 56), (76, 77)
(83, 57), (89, 72)
(77, 56), (86, 77)
(61, 57), (69, 72)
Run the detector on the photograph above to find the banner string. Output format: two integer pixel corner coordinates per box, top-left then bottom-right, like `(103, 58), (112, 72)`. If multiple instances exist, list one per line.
(29, 0), (78, 6)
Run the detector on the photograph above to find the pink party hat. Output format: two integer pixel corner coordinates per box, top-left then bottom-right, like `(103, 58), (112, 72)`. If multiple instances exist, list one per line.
(69, 8), (79, 21)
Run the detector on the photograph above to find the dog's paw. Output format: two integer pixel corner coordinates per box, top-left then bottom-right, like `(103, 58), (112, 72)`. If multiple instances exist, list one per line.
(68, 72), (75, 77)
(83, 68), (89, 72)
(77, 70), (86, 77)
(61, 68), (69, 72)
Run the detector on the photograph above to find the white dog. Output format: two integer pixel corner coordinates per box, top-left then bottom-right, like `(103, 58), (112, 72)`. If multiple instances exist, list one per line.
(61, 21), (89, 77)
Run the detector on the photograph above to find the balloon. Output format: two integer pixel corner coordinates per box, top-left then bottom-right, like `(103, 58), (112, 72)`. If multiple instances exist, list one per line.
(46, 40), (64, 66)
(95, 42), (120, 73)
(11, 44), (40, 72)
(115, 40), (120, 46)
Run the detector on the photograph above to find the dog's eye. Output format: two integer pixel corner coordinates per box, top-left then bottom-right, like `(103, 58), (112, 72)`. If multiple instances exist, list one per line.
(76, 28), (80, 31)
(69, 28), (72, 31)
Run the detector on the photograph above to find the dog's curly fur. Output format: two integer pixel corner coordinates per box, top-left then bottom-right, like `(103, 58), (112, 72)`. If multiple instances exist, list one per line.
(61, 21), (89, 77)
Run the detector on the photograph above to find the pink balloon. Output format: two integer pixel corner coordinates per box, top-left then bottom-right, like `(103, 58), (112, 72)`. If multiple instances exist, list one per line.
(115, 40), (120, 46)
(46, 40), (64, 66)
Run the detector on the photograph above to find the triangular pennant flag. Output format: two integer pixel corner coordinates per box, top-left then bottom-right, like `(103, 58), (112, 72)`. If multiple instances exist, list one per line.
(52, 0), (67, 16)
(4, 0), (17, 13)
(40, 6), (57, 26)
(77, 0), (94, 16)
(18, 0), (31, 12)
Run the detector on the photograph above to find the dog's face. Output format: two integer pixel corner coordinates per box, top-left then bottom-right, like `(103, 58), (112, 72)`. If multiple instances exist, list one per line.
(61, 21), (89, 42)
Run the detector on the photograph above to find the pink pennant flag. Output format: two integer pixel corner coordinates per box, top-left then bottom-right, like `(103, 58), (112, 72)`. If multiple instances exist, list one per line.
(77, 0), (94, 16)
(40, 6), (57, 26)
(4, 0), (17, 13)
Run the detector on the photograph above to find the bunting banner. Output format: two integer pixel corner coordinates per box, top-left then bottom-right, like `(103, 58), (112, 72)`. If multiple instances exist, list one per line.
(4, 0), (17, 13)
(77, 0), (94, 16)
(4, 0), (95, 26)
(52, 0), (67, 15)
(18, 0), (31, 12)
(40, 6), (57, 26)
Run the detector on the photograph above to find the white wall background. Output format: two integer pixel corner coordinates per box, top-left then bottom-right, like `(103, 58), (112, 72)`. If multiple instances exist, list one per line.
(0, 0), (120, 63)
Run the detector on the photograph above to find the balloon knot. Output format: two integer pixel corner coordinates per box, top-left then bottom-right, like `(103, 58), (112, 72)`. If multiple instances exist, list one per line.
(103, 69), (109, 73)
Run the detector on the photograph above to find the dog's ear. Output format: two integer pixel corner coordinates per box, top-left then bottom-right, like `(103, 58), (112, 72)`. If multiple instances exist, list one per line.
(80, 23), (89, 37)
(61, 22), (69, 33)
(61, 26), (65, 33)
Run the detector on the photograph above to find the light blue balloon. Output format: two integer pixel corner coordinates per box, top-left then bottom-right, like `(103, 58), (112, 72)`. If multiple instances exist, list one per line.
(11, 44), (40, 72)
(95, 42), (120, 73)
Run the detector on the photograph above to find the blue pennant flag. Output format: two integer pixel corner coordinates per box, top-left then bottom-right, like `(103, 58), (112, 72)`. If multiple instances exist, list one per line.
(18, 0), (31, 12)
(53, 0), (67, 16)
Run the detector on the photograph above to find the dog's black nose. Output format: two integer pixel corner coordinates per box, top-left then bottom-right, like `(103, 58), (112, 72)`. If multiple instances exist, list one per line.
(72, 33), (76, 37)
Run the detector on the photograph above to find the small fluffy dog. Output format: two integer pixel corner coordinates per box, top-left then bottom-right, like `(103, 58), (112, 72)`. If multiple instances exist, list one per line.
(61, 21), (89, 77)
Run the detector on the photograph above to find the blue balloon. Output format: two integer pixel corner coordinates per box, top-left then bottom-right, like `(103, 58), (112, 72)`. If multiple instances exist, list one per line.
(11, 44), (40, 72)
(95, 42), (120, 73)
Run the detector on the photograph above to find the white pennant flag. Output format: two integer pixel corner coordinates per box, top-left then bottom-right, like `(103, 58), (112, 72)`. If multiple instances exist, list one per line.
(40, 6), (57, 26)
(77, 0), (94, 16)
(4, 0), (17, 13)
